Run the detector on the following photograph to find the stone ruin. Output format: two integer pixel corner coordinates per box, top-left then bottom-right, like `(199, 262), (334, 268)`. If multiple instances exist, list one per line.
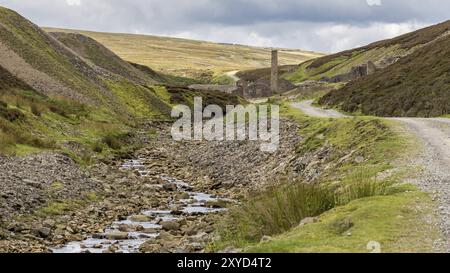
(190, 50), (296, 99)
(235, 78), (295, 99)
(233, 50), (296, 99)
(271, 50), (279, 94)
(322, 61), (379, 83)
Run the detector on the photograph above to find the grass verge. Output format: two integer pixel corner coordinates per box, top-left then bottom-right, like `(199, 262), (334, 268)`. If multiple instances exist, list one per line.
(246, 188), (439, 253)
(209, 103), (441, 253)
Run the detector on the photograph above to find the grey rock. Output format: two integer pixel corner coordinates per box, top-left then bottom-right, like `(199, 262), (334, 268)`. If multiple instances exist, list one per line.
(299, 217), (319, 226)
(260, 235), (272, 243)
(37, 227), (52, 238)
(161, 221), (181, 231)
(163, 183), (177, 192)
(104, 232), (129, 240)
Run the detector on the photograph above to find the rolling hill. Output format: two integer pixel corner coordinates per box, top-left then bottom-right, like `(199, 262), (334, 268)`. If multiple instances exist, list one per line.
(319, 33), (450, 117)
(232, 21), (450, 116)
(44, 27), (323, 80)
(284, 20), (450, 83)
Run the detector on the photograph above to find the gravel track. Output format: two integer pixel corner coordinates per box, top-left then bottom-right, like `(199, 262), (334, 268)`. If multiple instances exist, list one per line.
(392, 118), (450, 251)
(291, 100), (347, 118)
(224, 70), (240, 82)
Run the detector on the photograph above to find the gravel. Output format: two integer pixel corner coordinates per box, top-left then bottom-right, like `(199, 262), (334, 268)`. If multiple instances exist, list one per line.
(291, 100), (348, 118)
(393, 118), (450, 252)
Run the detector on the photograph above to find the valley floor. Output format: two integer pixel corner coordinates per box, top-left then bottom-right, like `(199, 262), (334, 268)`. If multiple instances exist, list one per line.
(1, 99), (448, 253)
(0, 119), (303, 253)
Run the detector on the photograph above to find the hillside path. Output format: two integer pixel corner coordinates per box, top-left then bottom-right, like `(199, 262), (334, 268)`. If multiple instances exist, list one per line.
(291, 100), (348, 118)
(224, 70), (240, 82)
(291, 101), (450, 251)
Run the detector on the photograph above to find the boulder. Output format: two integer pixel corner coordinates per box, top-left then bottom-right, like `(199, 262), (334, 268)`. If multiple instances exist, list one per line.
(161, 221), (181, 231)
(158, 231), (177, 241)
(188, 242), (205, 252)
(104, 232), (129, 240)
(332, 218), (354, 234)
(163, 183), (177, 192)
(184, 225), (198, 236)
(129, 215), (153, 222)
(204, 200), (227, 208)
(142, 228), (158, 234)
(179, 192), (190, 200)
(260, 235), (272, 243)
(43, 219), (56, 228)
(299, 217), (319, 226)
(36, 227), (52, 238)
(118, 224), (133, 232)
(139, 242), (161, 253)
(177, 218), (188, 226)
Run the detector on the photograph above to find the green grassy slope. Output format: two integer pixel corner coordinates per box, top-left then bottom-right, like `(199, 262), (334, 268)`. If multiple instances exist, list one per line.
(0, 7), (105, 103)
(236, 65), (299, 82)
(285, 20), (450, 83)
(0, 7), (171, 114)
(49, 32), (201, 86)
(319, 34), (450, 117)
(0, 6), (170, 156)
(247, 190), (439, 253)
(0, 7), (242, 157)
(0, 65), (98, 156)
(49, 32), (161, 85)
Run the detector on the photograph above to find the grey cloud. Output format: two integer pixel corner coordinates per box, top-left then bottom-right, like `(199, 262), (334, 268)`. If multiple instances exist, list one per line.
(0, 0), (448, 52)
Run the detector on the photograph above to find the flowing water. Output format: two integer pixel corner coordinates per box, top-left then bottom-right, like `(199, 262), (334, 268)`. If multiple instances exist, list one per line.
(52, 159), (229, 253)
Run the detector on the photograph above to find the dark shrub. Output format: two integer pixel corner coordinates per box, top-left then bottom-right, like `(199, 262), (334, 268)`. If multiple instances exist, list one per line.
(92, 143), (103, 153)
(48, 105), (68, 117)
(0, 108), (25, 122)
(102, 134), (123, 150)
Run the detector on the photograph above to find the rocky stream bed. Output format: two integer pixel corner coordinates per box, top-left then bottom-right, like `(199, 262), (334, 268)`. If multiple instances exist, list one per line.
(0, 120), (330, 253)
(52, 159), (232, 253)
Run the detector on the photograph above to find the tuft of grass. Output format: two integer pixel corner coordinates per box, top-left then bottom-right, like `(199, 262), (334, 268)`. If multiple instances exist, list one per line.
(212, 74), (235, 85)
(213, 177), (390, 249)
(92, 142), (104, 153)
(50, 181), (64, 190)
(152, 85), (172, 104)
(102, 133), (125, 150)
(244, 189), (440, 253)
(85, 191), (102, 202)
(35, 193), (103, 217)
(36, 201), (76, 216)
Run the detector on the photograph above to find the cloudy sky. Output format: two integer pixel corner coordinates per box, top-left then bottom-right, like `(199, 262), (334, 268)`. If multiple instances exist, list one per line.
(0, 0), (448, 53)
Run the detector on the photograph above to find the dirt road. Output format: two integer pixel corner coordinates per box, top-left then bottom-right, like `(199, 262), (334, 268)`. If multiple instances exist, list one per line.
(292, 101), (450, 250)
(224, 70), (240, 82)
(392, 117), (450, 250)
(291, 100), (348, 118)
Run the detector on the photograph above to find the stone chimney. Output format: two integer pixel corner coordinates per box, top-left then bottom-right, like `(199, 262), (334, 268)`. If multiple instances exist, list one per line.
(271, 50), (278, 94)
